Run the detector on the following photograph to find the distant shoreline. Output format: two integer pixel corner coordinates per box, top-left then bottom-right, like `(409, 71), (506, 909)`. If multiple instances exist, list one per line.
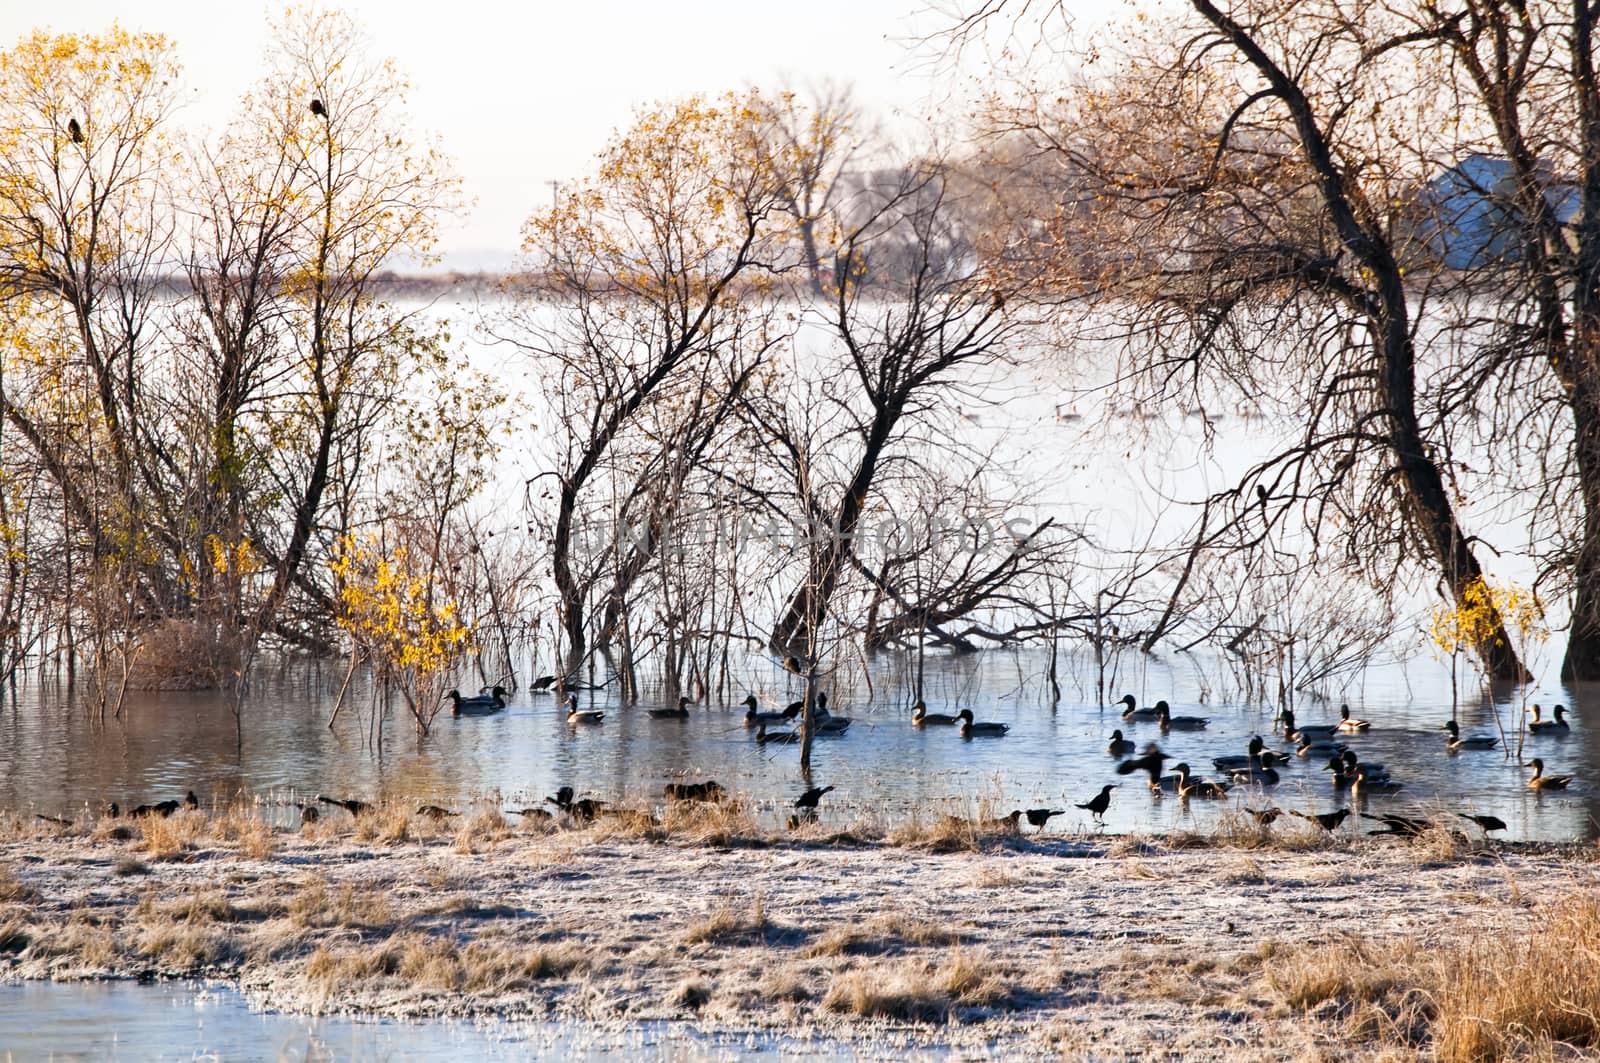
(2, 802), (1596, 1058)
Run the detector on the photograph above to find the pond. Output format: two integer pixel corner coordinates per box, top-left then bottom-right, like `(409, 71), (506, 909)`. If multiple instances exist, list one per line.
(1, 646), (1595, 843)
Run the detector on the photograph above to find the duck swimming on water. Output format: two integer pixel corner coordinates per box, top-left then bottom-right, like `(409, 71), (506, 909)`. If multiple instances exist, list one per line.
(648, 696), (693, 719)
(1527, 704), (1570, 734)
(566, 695), (605, 724)
(1107, 729), (1136, 756)
(956, 709), (1008, 737)
(446, 686), (507, 714)
(1336, 704), (1371, 733)
(1442, 719), (1497, 751)
(1118, 694), (1164, 721)
(912, 701), (959, 726)
(1524, 758), (1573, 791)
(1156, 703), (1209, 733)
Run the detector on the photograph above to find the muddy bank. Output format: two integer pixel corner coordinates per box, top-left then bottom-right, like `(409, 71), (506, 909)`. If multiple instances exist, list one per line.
(1, 805), (1596, 1059)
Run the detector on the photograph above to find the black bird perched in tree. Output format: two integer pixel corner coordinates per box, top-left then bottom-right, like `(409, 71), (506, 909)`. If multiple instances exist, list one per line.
(1075, 784), (1116, 821)
(1290, 808), (1350, 832)
(795, 785), (833, 809)
(318, 794), (373, 817)
(67, 118), (83, 142)
(1256, 484), (1268, 515)
(310, 98), (326, 118)
(1457, 812), (1507, 834)
(1116, 743), (1168, 790)
(1024, 808), (1065, 832)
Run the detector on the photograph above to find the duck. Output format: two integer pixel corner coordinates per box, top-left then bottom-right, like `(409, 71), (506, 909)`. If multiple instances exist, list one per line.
(1523, 758), (1573, 791)
(446, 686), (508, 714)
(1295, 735), (1347, 758)
(664, 780), (725, 802)
(1075, 784), (1116, 821)
(565, 695), (605, 724)
(1339, 749), (1390, 780)
(648, 695), (692, 719)
(1116, 743), (1169, 790)
(1118, 694), (1164, 721)
(785, 691), (828, 717)
(1442, 719), (1498, 751)
(1351, 767), (1403, 795)
(755, 723), (800, 745)
(1290, 807), (1350, 832)
(1278, 708), (1338, 741)
(913, 701), (959, 726)
(529, 674), (557, 694)
(1107, 729), (1136, 756)
(742, 695), (794, 728)
(1212, 736), (1269, 773)
(1527, 704), (1570, 734)
(1156, 703), (1209, 732)
(956, 708), (1009, 737)
(813, 698), (852, 734)
(1225, 764), (1280, 786)
(1171, 763), (1229, 798)
(1336, 704), (1371, 733)
(1024, 808), (1065, 832)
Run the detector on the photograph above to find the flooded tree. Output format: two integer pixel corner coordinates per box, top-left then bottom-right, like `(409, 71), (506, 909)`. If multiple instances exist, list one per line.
(965, 0), (1532, 680)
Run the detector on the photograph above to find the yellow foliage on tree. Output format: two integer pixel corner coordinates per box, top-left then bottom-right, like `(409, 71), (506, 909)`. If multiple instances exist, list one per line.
(1429, 577), (1547, 656)
(327, 533), (474, 732)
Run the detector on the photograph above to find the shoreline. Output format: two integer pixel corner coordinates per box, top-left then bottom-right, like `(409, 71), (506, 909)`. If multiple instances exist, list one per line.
(2, 805), (1598, 1058)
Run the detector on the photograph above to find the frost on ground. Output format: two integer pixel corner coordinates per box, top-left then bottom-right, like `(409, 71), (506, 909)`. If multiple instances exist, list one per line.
(0, 804), (1595, 1060)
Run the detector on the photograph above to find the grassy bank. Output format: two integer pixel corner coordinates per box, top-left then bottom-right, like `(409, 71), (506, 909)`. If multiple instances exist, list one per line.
(1, 796), (1597, 1059)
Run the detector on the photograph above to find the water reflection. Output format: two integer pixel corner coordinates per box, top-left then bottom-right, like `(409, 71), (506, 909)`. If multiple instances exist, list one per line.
(1, 648), (1596, 842)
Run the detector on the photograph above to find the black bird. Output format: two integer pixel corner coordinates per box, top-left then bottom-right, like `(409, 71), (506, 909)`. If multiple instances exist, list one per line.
(530, 675), (557, 694)
(664, 780), (725, 802)
(1290, 808), (1351, 832)
(318, 794), (373, 817)
(1255, 483), (1268, 514)
(1116, 744), (1169, 790)
(649, 696), (693, 719)
(67, 118), (83, 143)
(1361, 812), (1429, 837)
(129, 791), (198, 818)
(546, 787), (604, 822)
(1457, 811), (1507, 834)
(1246, 806), (1281, 825)
(1024, 808), (1066, 831)
(105, 802), (121, 818)
(310, 98), (326, 118)
(416, 805), (458, 820)
(795, 785), (834, 809)
(36, 813), (73, 827)
(299, 805), (320, 824)
(1075, 784), (1116, 821)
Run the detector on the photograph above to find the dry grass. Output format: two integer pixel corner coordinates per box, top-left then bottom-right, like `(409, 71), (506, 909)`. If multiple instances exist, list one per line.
(352, 805), (412, 846)
(0, 863), (38, 903)
(305, 933), (594, 996)
(138, 811), (205, 860)
(451, 810), (509, 854)
(211, 802), (276, 860)
(681, 895), (769, 946)
(1434, 897), (1600, 1061)
(286, 877), (395, 931)
(805, 913), (959, 958)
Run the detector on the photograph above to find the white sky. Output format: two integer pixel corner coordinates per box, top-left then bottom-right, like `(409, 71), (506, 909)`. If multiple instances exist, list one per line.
(4, 1), (1106, 268)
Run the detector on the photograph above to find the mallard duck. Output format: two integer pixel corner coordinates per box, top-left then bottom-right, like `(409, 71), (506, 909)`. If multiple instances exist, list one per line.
(1442, 719), (1497, 751)
(1290, 807), (1350, 832)
(648, 696), (693, 719)
(1116, 743), (1169, 790)
(912, 701), (959, 726)
(1213, 736), (1268, 773)
(1340, 749), (1389, 780)
(756, 723), (800, 745)
(1107, 729), (1136, 756)
(1156, 703), (1209, 732)
(1225, 764), (1280, 785)
(813, 698), (852, 734)
(1336, 704), (1371, 733)
(956, 708), (1009, 737)
(1075, 784), (1116, 821)
(1351, 767), (1403, 795)
(446, 686), (508, 714)
(566, 695), (605, 724)
(1278, 708), (1338, 741)
(1295, 735), (1347, 758)
(1527, 704), (1570, 733)
(742, 695), (792, 728)
(1118, 694), (1165, 721)
(1172, 762), (1229, 798)
(1523, 758), (1573, 790)
(664, 780), (725, 802)
(1024, 808), (1065, 831)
